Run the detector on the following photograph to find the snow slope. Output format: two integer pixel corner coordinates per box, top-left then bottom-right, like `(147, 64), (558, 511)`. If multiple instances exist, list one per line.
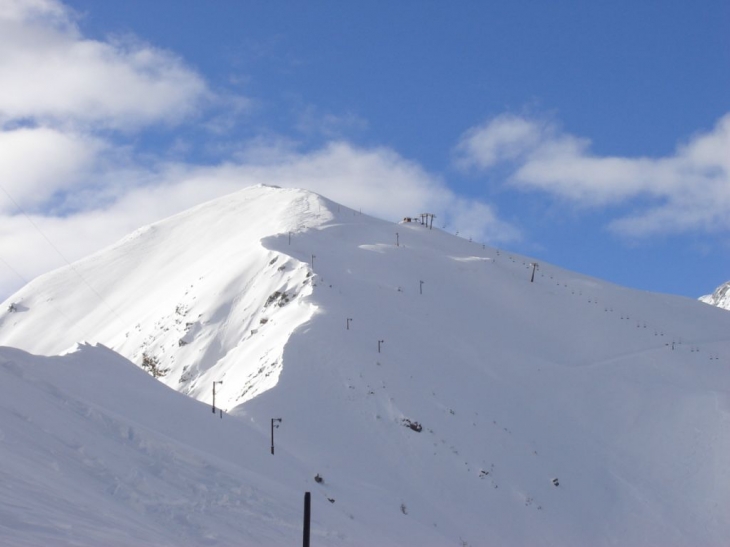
(700, 280), (730, 310)
(0, 343), (432, 546)
(0, 186), (323, 407)
(2, 185), (730, 545)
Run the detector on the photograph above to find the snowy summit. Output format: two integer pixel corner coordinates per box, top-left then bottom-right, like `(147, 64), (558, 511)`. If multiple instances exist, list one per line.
(1, 185), (729, 546)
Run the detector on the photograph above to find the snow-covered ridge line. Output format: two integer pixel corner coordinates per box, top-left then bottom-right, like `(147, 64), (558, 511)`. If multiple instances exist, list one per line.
(700, 279), (730, 310)
(1, 185), (730, 545)
(0, 185), (333, 409)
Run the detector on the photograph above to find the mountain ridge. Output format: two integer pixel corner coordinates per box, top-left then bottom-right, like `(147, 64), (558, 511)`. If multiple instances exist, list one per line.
(700, 280), (730, 310)
(1, 185), (729, 545)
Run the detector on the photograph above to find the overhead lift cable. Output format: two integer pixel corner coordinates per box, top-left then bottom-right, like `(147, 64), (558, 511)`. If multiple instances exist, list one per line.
(0, 184), (124, 326)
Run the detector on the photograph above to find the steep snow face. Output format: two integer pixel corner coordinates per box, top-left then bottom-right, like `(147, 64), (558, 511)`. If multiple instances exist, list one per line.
(700, 280), (730, 310)
(0, 185), (327, 407)
(2, 186), (730, 545)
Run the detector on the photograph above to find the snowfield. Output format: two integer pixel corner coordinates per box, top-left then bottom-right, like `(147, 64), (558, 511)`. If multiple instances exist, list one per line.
(1, 185), (729, 545)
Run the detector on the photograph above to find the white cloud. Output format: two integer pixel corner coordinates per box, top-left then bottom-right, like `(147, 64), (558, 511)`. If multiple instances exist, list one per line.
(0, 0), (69, 25)
(455, 113), (730, 237)
(454, 114), (548, 170)
(0, 0), (210, 129)
(0, 127), (103, 212)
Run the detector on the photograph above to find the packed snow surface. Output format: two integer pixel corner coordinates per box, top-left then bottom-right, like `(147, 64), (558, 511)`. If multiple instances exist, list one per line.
(1, 185), (730, 545)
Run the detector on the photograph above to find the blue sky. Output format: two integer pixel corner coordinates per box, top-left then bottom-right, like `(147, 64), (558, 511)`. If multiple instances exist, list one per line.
(0, 0), (728, 299)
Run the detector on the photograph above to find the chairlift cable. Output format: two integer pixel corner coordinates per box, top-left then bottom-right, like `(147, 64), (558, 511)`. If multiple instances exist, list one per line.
(0, 253), (90, 341)
(0, 184), (123, 323)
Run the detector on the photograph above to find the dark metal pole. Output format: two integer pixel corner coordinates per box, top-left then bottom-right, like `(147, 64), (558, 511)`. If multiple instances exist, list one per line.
(271, 418), (281, 455)
(303, 492), (311, 547)
(396, 232), (399, 246)
(419, 280), (424, 295)
(212, 381), (222, 414)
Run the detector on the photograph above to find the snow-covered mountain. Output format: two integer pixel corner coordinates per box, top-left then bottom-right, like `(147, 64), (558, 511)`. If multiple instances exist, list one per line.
(2, 185), (730, 546)
(1, 186), (323, 408)
(700, 280), (730, 310)
(0, 343), (350, 547)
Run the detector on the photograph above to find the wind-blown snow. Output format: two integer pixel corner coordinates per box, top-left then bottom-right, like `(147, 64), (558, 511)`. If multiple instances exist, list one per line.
(1, 185), (730, 545)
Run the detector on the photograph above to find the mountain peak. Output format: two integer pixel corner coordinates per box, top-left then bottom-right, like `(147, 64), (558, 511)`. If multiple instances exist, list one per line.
(1, 187), (730, 544)
(700, 279), (730, 310)
(0, 185), (346, 403)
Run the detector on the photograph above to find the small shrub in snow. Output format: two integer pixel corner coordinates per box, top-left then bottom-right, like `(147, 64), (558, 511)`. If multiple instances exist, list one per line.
(402, 418), (423, 432)
(141, 352), (168, 378)
(314, 474), (324, 484)
(552, 477), (560, 487)
(400, 503), (408, 515)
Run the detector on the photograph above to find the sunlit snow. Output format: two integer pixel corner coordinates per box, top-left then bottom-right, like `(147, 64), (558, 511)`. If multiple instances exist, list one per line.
(1, 185), (729, 545)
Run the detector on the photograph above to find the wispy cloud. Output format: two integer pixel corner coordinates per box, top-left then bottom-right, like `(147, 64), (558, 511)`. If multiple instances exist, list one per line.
(295, 105), (369, 139)
(0, 127), (104, 212)
(455, 113), (730, 237)
(0, 0), (210, 130)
